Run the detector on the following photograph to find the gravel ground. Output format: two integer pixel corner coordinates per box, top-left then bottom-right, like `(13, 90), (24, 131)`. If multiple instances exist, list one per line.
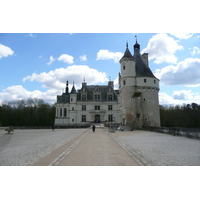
(110, 130), (200, 166)
(0, 129), (86, 166)
(0, 129), (199, 166)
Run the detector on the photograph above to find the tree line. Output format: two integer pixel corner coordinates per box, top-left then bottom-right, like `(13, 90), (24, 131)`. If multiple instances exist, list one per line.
(160, 103), (200, 128)
(0, 98), (200, 128)
(0, 98), (55, 127)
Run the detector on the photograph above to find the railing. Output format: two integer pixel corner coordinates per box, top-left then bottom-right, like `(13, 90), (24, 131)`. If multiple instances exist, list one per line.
(143, 126), (200, 140)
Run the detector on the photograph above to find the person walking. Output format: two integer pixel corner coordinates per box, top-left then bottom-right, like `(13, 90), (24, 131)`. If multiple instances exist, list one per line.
(92, 124), (96, 133)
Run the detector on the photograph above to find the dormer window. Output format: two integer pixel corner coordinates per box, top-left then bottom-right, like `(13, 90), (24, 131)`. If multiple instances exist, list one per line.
(95, 87), (100, 92)
(94, 86), (101, 100)
(108, 94), (113, 100)
(94, 94), (100, 100)
(81, 94), (87, 101)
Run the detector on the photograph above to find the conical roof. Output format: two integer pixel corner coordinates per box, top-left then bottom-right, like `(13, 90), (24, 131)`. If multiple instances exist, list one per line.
(133, 46), (155, 78)
(71, 85), (76, 94)
(121, 43), (134, 59)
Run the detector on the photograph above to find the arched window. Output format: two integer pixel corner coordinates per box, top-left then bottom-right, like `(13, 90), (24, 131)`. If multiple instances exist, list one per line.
(64, 108), (67, 116)
(60, 108), (62, 117)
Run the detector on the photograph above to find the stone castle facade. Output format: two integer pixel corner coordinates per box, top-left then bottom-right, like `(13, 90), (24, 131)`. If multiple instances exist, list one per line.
(54, 40), (160, 128)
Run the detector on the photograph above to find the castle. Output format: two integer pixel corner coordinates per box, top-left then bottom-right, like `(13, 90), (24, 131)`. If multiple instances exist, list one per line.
(54, 40), (160, 128)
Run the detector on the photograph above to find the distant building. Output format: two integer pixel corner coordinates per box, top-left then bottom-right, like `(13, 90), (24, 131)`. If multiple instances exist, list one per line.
(54, 40), (160, 128)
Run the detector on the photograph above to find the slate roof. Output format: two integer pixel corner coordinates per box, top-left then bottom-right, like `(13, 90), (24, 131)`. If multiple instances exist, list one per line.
(121, 43), (135, 59)
(57, 93), (70, 103)
(57, 84), (119, 103)
(71, 85), (76, 94)
(77, 85), (119, 101)
(133, 46), (156, 78)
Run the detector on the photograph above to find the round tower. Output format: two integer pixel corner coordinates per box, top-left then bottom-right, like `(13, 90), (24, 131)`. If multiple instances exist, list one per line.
(133, 39), (160, 127)
(119, 40), (160, 128)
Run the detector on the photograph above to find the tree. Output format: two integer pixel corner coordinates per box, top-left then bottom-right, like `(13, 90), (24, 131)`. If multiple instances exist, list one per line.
(0, 98), (55, 127)
(160, 103), (200, 128)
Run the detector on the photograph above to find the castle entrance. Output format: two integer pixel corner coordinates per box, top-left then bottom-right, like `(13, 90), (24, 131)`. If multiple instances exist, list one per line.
(94, 114), (100, 123)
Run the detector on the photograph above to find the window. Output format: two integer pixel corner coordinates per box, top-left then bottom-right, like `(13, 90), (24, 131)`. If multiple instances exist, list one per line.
(71, 98), (73, 102)
(108, 105), (112, 110)
(72, 107), (74, 111)
(123, 80), (126, 85)
(94, 94), (100, 100)
(82, 94), (86, 101)
(123, 65), (125, 70)
(144, 79), (147, 83)
(154, 80), (156, 84)
(95, 106), (100, 110)
(60, 108), (62, 117)
(82, 105), (86, 110)
(82, 115), (86, 122)
(144, 117), (148, 122)
(108, 115), (113, 122)
(64, 108), (67, 116)
(108, 94), (113, 100)
(143, 98), (146, 101)
(56, 108), (59, 117)
(72, 119), (74, 122)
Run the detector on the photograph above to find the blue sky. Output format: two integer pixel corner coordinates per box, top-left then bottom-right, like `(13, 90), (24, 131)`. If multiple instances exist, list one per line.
(1, 33), (200, 105)
(1, 1), (200, 106)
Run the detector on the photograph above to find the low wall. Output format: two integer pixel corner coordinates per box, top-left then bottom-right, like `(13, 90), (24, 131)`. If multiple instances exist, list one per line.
(143, 126), (200, 140)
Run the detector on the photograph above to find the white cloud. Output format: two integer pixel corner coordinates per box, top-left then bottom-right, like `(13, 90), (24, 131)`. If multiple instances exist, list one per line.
(191, 47), (200, 56)
(155, 58), (200, 87)
(141, 33), (183, 64)
(23, 65), (108, 89)
(0, 43), (14, 59)
(113, 77), (119, 89)
(173, 90), (194, 100)
(26, 33), (36, 38)
(58, 54), (74, 64)
(159, 91), (200, 105)
(170, 33), (194, 39)
(47, 55), (55, 65)
(159, 92), (178, 105)
(96, 50), (123, 63)
(0, 85), (57, 104)
(79, 55), (87, 61)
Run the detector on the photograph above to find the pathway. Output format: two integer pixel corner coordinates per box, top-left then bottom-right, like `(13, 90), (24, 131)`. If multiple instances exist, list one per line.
(33, 127), (140, 166)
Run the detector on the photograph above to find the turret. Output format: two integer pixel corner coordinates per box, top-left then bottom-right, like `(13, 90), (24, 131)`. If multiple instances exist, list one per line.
(119, 38), (160, 127)
(119, 42), (136, 87)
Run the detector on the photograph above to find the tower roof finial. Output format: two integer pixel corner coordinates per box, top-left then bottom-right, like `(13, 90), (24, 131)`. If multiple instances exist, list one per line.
(126, 41), (128, 48)
(134, 35), (140, 50)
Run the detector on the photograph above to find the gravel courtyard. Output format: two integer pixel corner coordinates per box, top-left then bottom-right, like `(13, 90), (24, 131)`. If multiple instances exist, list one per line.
(0, 129), (86, 166)
(110, 130), (200, 166)
(0, 128), (199, 166)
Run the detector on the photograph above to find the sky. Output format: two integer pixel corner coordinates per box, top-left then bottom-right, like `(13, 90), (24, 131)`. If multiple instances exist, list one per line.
(0, 33), (200, 105)
(1, 0), (200, 106)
